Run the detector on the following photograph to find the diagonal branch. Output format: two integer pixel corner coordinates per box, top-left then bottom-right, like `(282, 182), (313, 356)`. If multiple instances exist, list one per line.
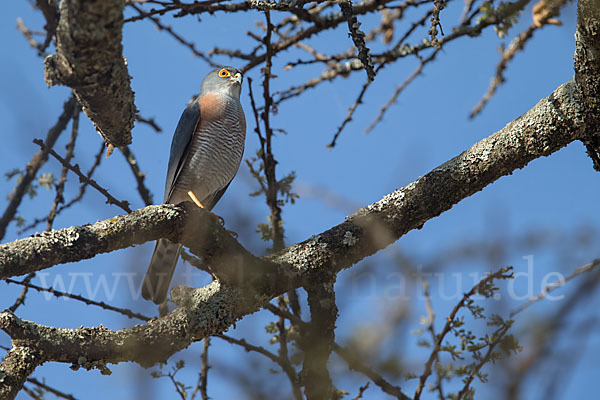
(17, 141), (106, 235)
(34, 139), (132, 213)
(25, 378), (77, 400)
(339, 0), (376, 81)
(119, 146), (154, 207)
(0, 95), (78, 242)
(470, 0), (572, 119)
(333, 343), (410, 399)
(216, 333), (300, 397)
(5, 278), (151, 322)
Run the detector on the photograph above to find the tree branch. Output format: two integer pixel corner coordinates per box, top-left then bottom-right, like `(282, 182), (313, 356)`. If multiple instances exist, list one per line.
(119, 146), (154, 207)
(573, 0), (600, 170)
(33, 139), (132, 213)
(339, 0), (376, 81)
(301, 278), (338, 399)
(44, 0), (135, 149)
(0, 95), (78, 241)
(0, 346), (43, 400)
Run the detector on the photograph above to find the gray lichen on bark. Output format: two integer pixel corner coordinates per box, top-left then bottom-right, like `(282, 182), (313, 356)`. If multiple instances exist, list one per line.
(43, 0), (135, 148)
(573, 0), (600, 170)
(0, 344), (42, 400)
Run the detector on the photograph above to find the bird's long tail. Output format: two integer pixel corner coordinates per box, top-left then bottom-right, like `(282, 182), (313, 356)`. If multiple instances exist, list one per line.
(142, 239), (182, 304)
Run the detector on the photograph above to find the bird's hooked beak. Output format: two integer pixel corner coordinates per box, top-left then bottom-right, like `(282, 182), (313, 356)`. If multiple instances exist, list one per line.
(230, 72), (243, 85)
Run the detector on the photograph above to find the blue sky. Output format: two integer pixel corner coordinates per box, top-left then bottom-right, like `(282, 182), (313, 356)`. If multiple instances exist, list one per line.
(2, 1), (599, 399)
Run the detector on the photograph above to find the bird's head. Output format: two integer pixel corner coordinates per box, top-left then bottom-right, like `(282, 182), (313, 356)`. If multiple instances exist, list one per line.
(200, 66), (243, 98)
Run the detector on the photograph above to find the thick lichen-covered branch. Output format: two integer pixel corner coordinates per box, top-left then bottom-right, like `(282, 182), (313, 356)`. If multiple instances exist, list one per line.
(573, 0), (600, 170)
(43, 0), (135, 148)
(0, 345), (43, 400)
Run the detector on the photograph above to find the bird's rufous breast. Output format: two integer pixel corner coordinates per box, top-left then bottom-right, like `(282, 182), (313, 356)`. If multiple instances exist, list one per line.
(197, 93), (223, 122)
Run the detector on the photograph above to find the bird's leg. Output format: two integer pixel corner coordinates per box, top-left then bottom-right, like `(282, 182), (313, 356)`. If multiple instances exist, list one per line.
(187, 191), (205, 208)
(187, 190), (225, 226)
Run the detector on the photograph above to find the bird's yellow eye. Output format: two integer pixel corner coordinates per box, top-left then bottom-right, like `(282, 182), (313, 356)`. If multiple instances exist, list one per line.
(219, 69), (230, 78)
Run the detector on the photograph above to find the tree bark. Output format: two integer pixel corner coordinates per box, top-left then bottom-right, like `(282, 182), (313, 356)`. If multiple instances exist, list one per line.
(44, 0), (135, 148)
(573, 0), (600, 170)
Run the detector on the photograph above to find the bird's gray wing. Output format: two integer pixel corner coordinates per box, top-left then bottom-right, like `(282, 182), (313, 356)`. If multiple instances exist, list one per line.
(164, 99), (201, 203)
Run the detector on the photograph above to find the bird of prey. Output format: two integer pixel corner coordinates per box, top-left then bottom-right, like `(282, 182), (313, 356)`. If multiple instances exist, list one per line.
(142, 66), (246, 304)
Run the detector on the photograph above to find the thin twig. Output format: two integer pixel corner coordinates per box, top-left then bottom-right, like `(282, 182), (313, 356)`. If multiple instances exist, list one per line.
(136, 114), (163, 133)
(422, 279), (445, 400)
(302, 279), (337, 398)
(456, 319), (515, 400)
(120, 146), (154, 206)
(333, 343), (410, 400)
(14, 109), (79, 323)
(7, 273), (36, 313)
(3, 114), (81, 310)
(428, 0), (446, 49)
(47, 107), (81, 230)
(470, 0), (569, 118)
(200, 337), (210, 400)
(33, 139), (132, 213)
(414, 266), (513, 400)
(339, 0), (376, 81)
(20, 385), (40, 399)
(217, 334), (281, 362)
(365, 50), (439, 134)
(129, 3), (217, 66)
(192, 337), (210, 400)
(124, 1), (250, 23)
(5, 278), (151, 321)
(26, 378), (78, 400)
(504, 264), (600, 398)
(216, 333), (300, 393)
(328, 76), (376, 149)
(459, 0), (478, 25)
(16, 18), (47, 57)
(511, 258), (600, 317)
(273, 0), (519, 112)
(0, 95), (78, 241)
(352, 382), (371, 400)
(34, 0), (59, 53)
(276, 296), (302, 399)
(6, 105), (72, 313)
(259, 21), (302, 396)
(17, 142), (106, 234)
(262, 11), (284, 251)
